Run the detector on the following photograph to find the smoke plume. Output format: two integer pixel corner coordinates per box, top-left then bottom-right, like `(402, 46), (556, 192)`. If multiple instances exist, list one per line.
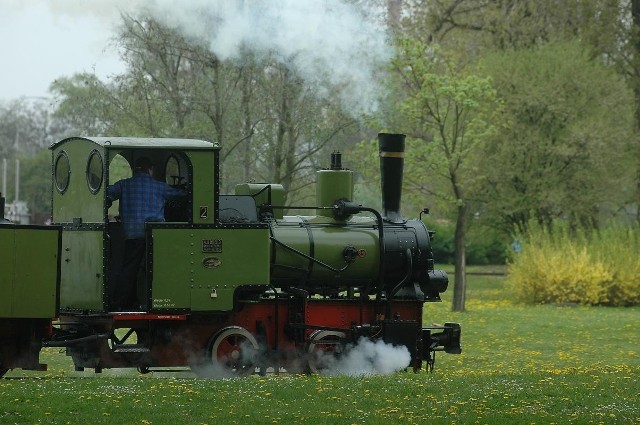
(318, 337), (411, 376)
(149, 0), (392, 114)
(48, 0), (393, 114)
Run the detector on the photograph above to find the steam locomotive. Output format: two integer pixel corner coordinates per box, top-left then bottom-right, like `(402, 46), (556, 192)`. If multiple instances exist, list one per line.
(0, 132), (460, 377)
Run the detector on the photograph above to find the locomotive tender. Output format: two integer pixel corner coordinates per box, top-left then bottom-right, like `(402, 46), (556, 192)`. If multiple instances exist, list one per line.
(0, 133), (460, 377)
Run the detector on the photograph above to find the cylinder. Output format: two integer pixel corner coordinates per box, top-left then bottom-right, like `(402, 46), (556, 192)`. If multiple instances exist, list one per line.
(378, 133), (405, 223)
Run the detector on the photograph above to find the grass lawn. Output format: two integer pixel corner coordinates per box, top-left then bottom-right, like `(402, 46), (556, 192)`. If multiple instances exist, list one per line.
(1, 269), (638, 424)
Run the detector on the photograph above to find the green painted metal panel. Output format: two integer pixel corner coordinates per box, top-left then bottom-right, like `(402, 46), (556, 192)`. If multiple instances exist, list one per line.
(0, 226), (60, 318)
(0, 227), (16, 317)
(59, 230), (104, 310)
(150, 227), (270, 311)
(13, 228), (60, 317)
(52, 138), (105, 224)
(188, 151), (216, 225)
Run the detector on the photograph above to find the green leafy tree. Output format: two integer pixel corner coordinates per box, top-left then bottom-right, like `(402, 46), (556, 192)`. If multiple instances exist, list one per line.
(50, 74), (114, 136)
(418, 0), (621, 51)
(392, 39), (501, 311)
(0, 99), (71, 220)
(51, 13), (359, 204)
(16, 150), (51, 220)
(0, 99), (61, 157)
(478, 41), (636, 232)
(409, 0), (640, 224)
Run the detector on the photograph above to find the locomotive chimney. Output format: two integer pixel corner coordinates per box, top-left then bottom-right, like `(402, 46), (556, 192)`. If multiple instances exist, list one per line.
(378, 133), (406, 223)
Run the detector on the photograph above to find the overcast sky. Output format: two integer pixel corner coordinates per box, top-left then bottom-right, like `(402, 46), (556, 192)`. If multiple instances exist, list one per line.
(0, 1), (125, 101)
(0, 0), (391, 114)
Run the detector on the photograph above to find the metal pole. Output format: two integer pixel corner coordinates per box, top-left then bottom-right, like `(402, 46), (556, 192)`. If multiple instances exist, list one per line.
(2, 158), (6, 197)
(15, 158), (19, 201)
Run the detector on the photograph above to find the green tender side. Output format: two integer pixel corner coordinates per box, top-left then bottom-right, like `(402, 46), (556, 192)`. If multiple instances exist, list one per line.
(150, 226), (270, 311)
(0, 226), (60, 318)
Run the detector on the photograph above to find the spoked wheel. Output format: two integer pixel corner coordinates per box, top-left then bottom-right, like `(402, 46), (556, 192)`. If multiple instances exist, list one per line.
(200, 326), (259, 377)
(306, 330), (346, 374)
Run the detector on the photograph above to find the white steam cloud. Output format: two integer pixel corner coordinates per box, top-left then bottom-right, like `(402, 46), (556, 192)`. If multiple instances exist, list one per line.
(317, 337), (411, 376)
(189, 337), (410, 378)
(46, 0), (393, 114)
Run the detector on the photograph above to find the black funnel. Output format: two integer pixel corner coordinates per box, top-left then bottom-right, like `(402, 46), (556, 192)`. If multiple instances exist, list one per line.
(378, 133), (406, 223)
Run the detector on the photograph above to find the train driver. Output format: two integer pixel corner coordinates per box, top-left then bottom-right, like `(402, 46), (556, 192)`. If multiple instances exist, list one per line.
(106, 156), (187, 310)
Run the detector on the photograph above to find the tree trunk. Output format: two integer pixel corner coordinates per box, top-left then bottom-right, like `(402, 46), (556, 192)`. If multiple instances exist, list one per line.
(241, 67), (253, 182)
(452, 203), (467, 312)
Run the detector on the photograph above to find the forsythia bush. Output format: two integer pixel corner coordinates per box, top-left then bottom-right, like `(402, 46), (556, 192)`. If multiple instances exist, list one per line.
(508, 224), (640, 306)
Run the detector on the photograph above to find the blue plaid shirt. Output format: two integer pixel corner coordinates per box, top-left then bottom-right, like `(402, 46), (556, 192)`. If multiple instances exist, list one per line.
(107, 172), (186, 239)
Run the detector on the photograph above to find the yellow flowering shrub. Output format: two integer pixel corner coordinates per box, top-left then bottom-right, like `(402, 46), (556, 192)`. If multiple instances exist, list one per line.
(508, 224), (640, 306)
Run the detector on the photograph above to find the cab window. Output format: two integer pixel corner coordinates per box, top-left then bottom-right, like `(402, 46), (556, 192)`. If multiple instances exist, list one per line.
(54, 151), (71, 194)
(86, 150), (104, 194)
(165, 155), (182, 186)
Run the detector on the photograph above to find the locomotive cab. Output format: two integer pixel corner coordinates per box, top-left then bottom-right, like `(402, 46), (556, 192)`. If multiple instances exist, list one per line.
(50, 137), (220, 313)
(105, 148), (193, 310)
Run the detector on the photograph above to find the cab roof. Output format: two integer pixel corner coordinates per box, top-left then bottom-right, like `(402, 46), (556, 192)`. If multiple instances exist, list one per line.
(50, 136), (220, 150)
